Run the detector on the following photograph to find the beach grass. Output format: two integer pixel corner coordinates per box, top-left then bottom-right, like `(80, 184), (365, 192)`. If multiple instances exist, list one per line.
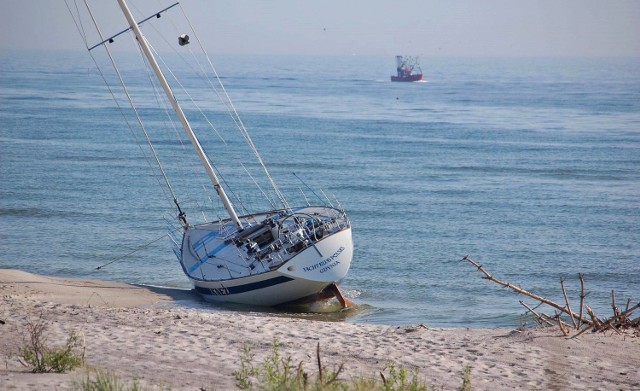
(70, 342), (471, 391)
(18, 312), (84, 373)
(74, 370), (147, 391)
(232, 339), (442, 391)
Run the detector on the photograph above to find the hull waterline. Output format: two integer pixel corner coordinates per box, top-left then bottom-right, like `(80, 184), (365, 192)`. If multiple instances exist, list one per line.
(391, 74), (424, 82)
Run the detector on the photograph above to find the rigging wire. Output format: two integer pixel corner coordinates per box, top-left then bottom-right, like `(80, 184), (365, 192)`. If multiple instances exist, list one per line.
(65, 0), (184, 223)
(131, 8), (229, 146)
(66, 0), (175, 206)
(293, 172), (327, 206)
(146, 41), (226, 144)
(138, 46), (188, 151)
(133, 38), (228, 223)
(127, 3), (240, 220)
(141, 8), (280, 220)
(67, 0), (293, 225)
(242, 162), (279, 210)
(122, 0), (290, 218)
(177, 3), (292, 213)
(95, 233), (169, 270)
(127, 2), (195, 155)
(121, 2), (244, 224)
(141, 4), (281, 217)
(77, 0), (187, 225)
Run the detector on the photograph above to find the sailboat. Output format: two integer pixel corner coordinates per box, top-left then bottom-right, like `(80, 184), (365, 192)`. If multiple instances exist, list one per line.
(72, 1), (353, 307)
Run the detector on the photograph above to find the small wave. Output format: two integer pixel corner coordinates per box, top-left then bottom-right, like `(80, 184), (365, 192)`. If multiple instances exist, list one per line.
(7, 95), (75, 102)
(0, 207), (82, 219)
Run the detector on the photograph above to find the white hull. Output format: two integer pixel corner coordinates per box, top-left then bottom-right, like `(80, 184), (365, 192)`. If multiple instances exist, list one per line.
(178, 206), (353, 306)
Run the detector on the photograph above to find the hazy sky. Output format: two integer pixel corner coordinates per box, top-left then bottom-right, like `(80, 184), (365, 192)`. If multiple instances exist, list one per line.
(1, 0), (639, 57)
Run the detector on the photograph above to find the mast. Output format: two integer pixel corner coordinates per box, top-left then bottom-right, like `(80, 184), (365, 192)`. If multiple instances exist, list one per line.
(115, 0), (242, 229)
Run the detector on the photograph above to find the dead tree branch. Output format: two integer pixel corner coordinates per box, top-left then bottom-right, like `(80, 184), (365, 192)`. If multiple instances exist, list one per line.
(599, 302), (640, 332)
(611, 290), (620, 318)
(577, 273), (585, 329)
(560, 276), (577, 328)
(461, 256), (593, 326)
(557, 317), (569, 336)
(462, 256), (639, 337)
(520, 300), (553, 327)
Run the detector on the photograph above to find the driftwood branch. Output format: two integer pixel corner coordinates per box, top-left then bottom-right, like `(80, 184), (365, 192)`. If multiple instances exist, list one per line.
(578, 273), (585, 329)
(520, 300), (553, 327)
(560, 277), (577, 328)
(557, 316), (569, 336)
(586, 305), (607, 331)
(461, 256), (639, 337)
(611, 290), (620, 318)
(598, 302), (640, 332)
(461, 256), (592, 326)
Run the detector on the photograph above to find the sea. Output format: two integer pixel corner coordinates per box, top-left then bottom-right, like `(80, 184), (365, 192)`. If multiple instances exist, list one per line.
(1, 49), (639, 328)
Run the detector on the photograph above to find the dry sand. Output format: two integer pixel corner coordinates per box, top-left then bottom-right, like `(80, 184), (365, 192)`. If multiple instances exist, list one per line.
(0, 268), (638, 390)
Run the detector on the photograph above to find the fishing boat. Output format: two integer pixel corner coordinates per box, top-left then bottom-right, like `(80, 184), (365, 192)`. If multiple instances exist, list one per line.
(70, 0), (353, 307)
(391, 55), (424, 82)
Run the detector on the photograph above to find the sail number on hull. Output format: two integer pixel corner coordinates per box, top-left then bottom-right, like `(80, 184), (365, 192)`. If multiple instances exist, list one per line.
(207, 287), (230, 296)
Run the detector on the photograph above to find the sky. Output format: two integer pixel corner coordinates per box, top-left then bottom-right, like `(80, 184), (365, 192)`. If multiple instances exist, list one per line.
(1, 0), (639, 57)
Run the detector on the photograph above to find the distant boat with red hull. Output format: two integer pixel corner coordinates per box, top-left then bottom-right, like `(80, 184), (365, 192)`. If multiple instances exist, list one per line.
(391, 55), (424, 82)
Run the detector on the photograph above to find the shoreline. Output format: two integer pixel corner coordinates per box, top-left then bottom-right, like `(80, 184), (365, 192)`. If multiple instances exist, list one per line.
(1, 268), (638, 390)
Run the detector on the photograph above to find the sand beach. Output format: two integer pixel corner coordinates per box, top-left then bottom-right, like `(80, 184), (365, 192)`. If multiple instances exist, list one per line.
(0, 268), (638, 390)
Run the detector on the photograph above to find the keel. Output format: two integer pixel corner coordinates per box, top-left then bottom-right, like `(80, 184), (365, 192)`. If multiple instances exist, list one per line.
(327, 282), (354, 308)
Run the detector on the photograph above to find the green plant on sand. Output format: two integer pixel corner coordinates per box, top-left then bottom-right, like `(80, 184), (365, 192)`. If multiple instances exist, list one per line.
(19, 312), (84, 373)
(233, 339), (454, 391)
(460, 365), (472, 391)
(74, 369), (149, 391)
(234, 339), (345, 390)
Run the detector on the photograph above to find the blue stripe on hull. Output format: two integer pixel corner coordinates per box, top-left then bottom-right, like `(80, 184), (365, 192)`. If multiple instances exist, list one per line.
(191, 230), (219, 250)
(194, 276), (294, 296)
